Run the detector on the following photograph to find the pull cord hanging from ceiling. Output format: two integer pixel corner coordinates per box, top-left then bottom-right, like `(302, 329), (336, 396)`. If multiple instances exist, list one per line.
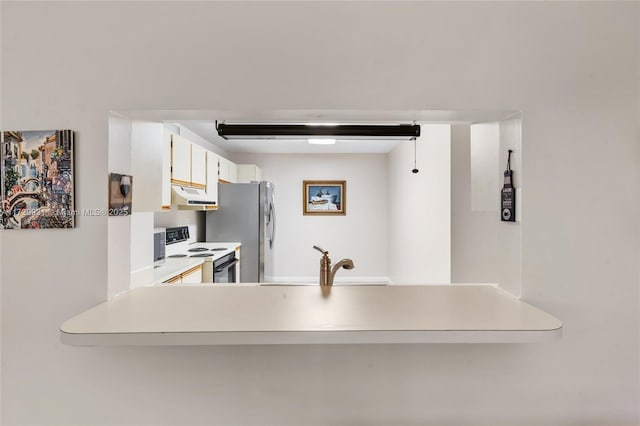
(412, 137), (419, 174)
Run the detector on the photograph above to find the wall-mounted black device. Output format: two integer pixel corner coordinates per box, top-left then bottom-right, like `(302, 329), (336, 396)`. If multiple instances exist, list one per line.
(501, 149), (516, 222)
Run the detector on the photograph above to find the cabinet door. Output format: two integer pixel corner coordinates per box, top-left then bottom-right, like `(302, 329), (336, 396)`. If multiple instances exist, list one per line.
(181, 265), (203, 284)
(164, 274), (182, 284)
(171, 134), (191, 185)
(218, 156), (229, 183)
(190, 144), (207, 188)
(132, 122), (172, 212)
(161, 130), (172, 209)
(206, 151), (219, 206)
(228, 161), (238, 183)
(237, 164), (262, 183)
(219, 156), (238, 183)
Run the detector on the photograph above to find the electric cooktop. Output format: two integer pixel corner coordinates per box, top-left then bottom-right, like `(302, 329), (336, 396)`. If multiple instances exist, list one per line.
(188, 247), (209, 252)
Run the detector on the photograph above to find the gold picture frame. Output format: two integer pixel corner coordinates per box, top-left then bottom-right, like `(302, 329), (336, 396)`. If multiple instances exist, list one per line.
(303, 180), (346, 216)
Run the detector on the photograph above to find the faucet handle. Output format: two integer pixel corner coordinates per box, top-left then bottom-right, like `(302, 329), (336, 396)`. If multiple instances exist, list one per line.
(313, 245), (328, 256)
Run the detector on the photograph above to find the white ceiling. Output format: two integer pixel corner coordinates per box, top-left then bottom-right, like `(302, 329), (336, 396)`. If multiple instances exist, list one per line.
(116, 109), (520, 154)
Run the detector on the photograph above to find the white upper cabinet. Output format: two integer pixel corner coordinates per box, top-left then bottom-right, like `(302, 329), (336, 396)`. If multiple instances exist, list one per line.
(131, 122), (172, 212)
(218, 156), (238, 183)
(132, 124), (223, 212)
(218, 156), (229, 182)
(228, 162), (238, 184)
(237, 164), (262, 183)
(171, 133), (207, 189)
(206, 151), (219, 209)
(171, 134), (191, 185)
(190, 144), (207, 188)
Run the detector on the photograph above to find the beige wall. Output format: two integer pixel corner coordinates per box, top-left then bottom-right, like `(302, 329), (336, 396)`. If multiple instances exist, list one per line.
(1, 2), (639, 425)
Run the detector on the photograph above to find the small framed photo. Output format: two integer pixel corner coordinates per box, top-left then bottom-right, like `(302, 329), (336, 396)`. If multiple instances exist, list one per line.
(303, 180), (346, 216)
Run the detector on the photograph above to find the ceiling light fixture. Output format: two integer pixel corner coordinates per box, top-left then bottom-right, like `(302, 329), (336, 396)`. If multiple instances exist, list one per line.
(216, 122), (420, 140)
(308, 138), (336, 145)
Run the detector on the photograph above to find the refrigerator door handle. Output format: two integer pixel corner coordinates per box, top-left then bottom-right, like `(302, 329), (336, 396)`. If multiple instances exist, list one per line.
(269, 193), (276, 249)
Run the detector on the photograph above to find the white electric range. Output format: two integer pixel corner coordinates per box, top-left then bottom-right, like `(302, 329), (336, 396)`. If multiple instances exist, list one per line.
(163, 226), (241, 283)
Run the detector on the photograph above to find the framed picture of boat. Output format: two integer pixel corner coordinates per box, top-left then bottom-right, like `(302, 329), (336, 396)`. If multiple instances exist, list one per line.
(303, 180), (346, 216)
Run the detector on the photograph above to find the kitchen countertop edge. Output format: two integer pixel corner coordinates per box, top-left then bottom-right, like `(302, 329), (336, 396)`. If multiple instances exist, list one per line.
(60, 284), (562, 346)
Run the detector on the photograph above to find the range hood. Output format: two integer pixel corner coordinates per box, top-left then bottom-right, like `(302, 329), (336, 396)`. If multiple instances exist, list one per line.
(216, 122), (421, 140)
(171, 185), (217, 210)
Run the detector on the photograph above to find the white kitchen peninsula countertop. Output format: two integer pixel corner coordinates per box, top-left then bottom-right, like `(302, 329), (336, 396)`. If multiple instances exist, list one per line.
(60, 284), (561, 345)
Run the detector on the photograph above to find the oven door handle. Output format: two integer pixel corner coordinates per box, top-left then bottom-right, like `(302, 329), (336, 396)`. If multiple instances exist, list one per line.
(214, 258), (239, 273)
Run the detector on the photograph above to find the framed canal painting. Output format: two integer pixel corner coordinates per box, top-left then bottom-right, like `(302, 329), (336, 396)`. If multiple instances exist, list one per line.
(1, 130), (75, 229)
(303, 180), (346, 216)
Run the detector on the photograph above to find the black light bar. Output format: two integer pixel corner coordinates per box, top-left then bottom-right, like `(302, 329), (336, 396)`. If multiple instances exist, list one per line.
(216, 123), (420, 140)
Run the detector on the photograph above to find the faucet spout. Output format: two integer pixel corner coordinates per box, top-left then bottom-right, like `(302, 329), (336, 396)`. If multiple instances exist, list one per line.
(313, 246), (355, 291)
(329, 259), (355, 286)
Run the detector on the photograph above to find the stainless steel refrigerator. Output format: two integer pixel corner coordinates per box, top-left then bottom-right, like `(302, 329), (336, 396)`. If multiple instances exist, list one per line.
(205, 182), (274, 282)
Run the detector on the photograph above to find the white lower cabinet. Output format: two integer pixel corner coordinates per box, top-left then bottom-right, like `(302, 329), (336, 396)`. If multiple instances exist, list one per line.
(164, 264), (203, 284)
(181, 265), (203, 284)
(164, 274), (182, 284)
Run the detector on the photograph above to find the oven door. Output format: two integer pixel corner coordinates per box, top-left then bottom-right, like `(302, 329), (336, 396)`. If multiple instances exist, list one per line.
(213, 252), (239, 284)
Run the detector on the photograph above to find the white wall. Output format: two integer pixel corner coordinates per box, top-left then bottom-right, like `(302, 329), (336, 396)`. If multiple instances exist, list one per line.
(452, 124), (501, 283)
(452, 119), (522, 296)
(129, 212), (154, 288)
(470, 122), (500, 212)
(233, 153), (389, 283)
(497, 117), (522, 295)
(107, 114), (132, 298)
(1, 2), (638, 425)
(388, 124), (451, 284)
